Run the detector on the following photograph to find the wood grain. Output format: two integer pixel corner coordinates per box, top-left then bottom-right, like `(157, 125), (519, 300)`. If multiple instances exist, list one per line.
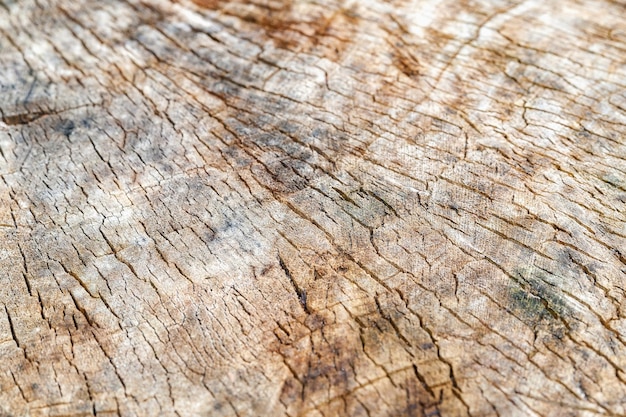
(0, 0), (625, 415)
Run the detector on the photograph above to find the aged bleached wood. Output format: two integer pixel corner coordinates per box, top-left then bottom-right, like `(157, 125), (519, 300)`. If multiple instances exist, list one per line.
(0, 0), (625, 415)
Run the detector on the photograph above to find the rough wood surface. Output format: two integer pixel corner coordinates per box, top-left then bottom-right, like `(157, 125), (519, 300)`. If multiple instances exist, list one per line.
(1, 0), (625, 415)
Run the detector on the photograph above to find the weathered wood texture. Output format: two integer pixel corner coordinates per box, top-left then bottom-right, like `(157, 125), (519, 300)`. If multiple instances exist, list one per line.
(0, 0), (625, 415)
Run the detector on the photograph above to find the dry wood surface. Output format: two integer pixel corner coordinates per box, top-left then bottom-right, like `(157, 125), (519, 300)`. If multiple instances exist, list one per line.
(1, 0), (626, 415)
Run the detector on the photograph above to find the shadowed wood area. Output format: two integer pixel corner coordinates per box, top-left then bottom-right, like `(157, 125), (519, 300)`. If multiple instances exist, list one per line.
(0, 0), (625, 415)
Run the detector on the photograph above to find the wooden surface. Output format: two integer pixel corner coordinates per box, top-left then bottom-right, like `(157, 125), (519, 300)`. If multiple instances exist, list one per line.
(1, 0), (625, 415)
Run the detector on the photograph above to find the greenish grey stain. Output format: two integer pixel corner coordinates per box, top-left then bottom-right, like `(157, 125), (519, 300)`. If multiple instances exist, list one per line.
(602, 173), (626, 192)
(507, 267), (572, 339)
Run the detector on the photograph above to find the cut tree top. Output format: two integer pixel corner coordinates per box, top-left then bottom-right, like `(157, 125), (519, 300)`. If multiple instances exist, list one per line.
(0, 0), (625, 416)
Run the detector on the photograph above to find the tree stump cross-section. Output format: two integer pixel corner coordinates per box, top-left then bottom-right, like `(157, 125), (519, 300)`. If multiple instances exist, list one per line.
(0, 0), (625, 415)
